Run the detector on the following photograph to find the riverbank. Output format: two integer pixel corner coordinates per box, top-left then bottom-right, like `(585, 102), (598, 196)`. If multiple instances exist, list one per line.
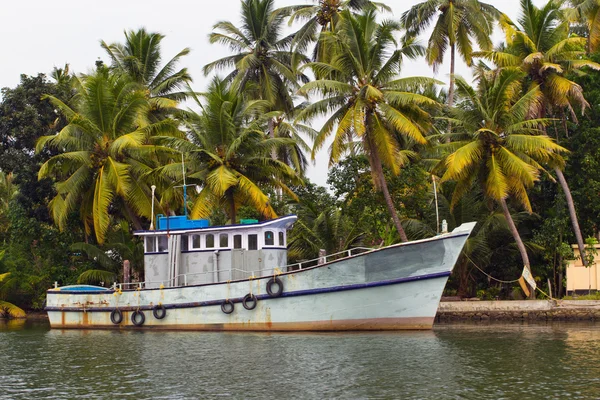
(436, 300), (600, 322)
(10, 302), (600, 324)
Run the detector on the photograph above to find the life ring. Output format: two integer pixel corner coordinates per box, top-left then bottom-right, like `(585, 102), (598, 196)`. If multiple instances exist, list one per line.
(110, 309), (123, 324)
(132, 310), (145, 326)
(242, 293), (257, 310)
(153, 304), (166, 319)
(221, 299), (234, 314)
(266, 277), (284, 297)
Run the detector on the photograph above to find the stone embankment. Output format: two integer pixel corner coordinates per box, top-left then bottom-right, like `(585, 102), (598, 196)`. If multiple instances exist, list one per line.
(436, 300), (600, 322)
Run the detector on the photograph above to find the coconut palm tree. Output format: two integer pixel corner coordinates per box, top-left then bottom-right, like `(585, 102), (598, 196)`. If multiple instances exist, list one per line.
(155, 77), (301, 223)
(0, 172), (16, 241)
(101, 28), (192, 115)
(297, 9), (440, 242)
(401, 0), (500, 113)
(36, 67), (181, 244)
(280, 0), (390, 65)
(565, 0), (600, 54)
(477, 0), (600, 268)
(439, 67), (567, 295)
(203, 0), (308, 115)
(0, 255), (25, 319)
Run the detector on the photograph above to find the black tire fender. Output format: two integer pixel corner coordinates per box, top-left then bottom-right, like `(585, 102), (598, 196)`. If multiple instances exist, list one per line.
(221, 299), (234, 314)
(153, 304), (166, 319)
(110, 308), (123, 324)
(131, 310), (145, 326)
(242, 293), (257, 310)
(266, 277), (284, 297)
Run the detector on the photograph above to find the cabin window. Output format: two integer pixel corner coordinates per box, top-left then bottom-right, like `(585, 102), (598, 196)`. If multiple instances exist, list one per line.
(220, 233), (229, 248)
(158, 236), (168, 252)
(248, 234), (258, 250)
(192, 234), (201, 249)
(265, 231), (274, 246)
(234, 234), (242, 249)
(206, 234), (215, 248)
(279, 232), (284, 246)
(181, 235), (189, 251)
(146, 237), (156, 252)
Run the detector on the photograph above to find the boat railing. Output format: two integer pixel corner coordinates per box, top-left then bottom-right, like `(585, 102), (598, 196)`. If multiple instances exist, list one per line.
(113, 246), (374, 290)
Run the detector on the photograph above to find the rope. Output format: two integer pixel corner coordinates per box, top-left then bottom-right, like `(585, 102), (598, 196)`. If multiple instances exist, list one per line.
(466, 254), (554, 299)
(466, 254), (521, 284)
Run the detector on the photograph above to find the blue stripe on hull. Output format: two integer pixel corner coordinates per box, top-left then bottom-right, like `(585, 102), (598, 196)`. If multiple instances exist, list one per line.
(45, 270), (451, 313)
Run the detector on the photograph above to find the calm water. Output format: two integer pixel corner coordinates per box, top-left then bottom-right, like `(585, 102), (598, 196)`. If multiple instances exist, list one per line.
(1, 321), (600, 399)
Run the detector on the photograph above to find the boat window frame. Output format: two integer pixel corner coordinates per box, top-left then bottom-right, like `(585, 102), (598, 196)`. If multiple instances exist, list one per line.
(206, 233), (215, 249)
(248, 233), (258, 251)
(219, 233), (229, 248)
(145, 236), (156, 253)
(157, 235), (169, 252)
(264, 230), (275, 246)
(191, 234), (202, 249)
(181, 234), (189, 251)
(233, 234), (243, 249)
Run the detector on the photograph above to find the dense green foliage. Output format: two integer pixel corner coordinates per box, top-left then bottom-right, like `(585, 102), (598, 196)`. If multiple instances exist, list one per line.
(4, 0), (600, 316)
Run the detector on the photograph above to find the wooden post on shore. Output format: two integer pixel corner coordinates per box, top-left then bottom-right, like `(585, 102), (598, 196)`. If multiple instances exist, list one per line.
(123, 260), (131, 285)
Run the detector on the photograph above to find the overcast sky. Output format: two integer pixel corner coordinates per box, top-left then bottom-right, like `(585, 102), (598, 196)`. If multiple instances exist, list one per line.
(0, 0), (536, 188)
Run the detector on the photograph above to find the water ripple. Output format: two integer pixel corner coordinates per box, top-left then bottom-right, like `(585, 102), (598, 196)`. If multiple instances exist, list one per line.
(2, 321), (600, 399)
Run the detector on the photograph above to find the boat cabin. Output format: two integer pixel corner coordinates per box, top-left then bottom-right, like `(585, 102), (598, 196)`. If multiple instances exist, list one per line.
(134, 215), (297, 288)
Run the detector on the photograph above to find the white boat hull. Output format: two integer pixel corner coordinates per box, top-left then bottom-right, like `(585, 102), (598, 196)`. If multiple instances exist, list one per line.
(46, 223), (474, 331)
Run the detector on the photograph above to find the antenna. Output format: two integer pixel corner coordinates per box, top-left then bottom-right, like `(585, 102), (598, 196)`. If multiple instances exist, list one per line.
(182, 152), (187, 218)
(432, 175), (440, 234)
(150, 185), (156, 230)
(174, 152), (195, 218)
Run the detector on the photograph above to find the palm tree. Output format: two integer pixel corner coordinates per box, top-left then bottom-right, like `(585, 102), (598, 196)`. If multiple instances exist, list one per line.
(36, 67), (180, 244)
(270, 103), (318, 174)
(439, 67), (566, 295)
(401, 0), (500, 113)
(73, 222), (145, 285)
(101, 28), (192, 114)
(155, 77), (301, 223)
(0, 272), (25, 319)
(0, 172), (16, 241)
(203, 0), (307, 115)
(477, 0), (600, 268)
(280, 0), (390, 65)
(288, 203), (365, 263)
(565, 0), (600, 54)
(297, 9), (440, 242)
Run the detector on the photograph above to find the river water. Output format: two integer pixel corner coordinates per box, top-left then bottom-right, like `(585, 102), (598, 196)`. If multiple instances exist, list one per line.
(1, 321), (599, 399)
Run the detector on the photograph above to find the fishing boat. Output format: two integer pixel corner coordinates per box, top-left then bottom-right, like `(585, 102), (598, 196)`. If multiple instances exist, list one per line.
(46, 215), (475, 331)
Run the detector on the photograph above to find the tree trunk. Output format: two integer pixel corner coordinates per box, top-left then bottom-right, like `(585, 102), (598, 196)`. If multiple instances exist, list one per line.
(229, 194), (236, 225)
(446, 43), (456, 142)
(448, 43), (456, 109)
(124, 203), (143, 231)
(500, 198), (535, 299)
(555, 167), (587, 267)
(268, 118), (277, 161)
(370, 152), (408, 242)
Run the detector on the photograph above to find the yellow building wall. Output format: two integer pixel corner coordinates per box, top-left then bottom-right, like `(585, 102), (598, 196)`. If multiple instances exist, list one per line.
(566, 244), (600, 293)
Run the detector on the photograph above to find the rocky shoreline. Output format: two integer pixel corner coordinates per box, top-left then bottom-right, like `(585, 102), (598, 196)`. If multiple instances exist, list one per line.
(436, 300), (600, 322)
